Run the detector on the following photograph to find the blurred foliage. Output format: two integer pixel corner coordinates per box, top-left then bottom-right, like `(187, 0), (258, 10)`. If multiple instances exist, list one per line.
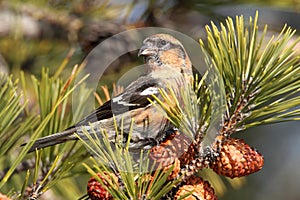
(182, 0), (300, 8)
(1, 0), (299, 78)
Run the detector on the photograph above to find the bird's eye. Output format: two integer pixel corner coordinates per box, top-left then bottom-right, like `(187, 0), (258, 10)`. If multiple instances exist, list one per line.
(160, 40), (167, 46)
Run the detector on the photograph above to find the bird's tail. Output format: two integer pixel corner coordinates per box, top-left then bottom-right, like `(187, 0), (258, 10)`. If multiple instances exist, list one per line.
(24, 127), (78, 153)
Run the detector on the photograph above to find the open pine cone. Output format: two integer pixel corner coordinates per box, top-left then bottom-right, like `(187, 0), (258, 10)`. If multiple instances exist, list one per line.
(174, 176), (217, 200)
(149, 130), (193, 168)
(210, 138), (264, 178)
(87, 172), (118, 200)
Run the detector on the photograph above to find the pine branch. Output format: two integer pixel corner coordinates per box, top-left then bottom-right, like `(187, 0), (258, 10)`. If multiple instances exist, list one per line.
(79, 124), (183, 200)
(20, 66), (91, 199)
(0, 74), (39, 156)
(200, 11), (300, 134)
(3, 11), (299, 200)
(0, 59), (93, 199)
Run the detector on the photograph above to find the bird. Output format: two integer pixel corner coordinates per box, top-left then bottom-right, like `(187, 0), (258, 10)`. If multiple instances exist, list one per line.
(26, 33), (193, 153)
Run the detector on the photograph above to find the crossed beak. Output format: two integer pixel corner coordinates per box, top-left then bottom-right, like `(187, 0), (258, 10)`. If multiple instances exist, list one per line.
(138, 45), (157, 57)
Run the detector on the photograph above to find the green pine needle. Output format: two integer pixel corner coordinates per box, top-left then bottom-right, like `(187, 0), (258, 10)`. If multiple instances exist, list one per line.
(201, 11), (300, 130)
(79, 121), (183, 200)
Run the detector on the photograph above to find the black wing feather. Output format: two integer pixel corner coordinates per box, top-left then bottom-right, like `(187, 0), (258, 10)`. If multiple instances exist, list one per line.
(73, 76), (160, 127)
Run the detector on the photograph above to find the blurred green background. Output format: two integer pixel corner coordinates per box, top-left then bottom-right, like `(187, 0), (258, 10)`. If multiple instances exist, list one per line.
(1, 0), (300, 199)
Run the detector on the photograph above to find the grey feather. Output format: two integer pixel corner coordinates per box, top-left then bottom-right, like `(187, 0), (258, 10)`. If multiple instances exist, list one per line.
(26, 127), (78, 153)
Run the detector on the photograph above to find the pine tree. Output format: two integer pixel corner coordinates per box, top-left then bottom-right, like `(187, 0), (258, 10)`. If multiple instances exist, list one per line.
(1, 12), (300, 199)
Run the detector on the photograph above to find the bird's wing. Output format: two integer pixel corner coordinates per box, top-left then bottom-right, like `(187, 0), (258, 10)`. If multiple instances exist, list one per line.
(73, 75), (162, 127)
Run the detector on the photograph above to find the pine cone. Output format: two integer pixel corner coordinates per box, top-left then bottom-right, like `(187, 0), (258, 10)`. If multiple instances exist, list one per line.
(0, 193), (11, 200)
(87, 172), (118, 200)
(210, 138), (264, 178)
(174, 176), (217, 200)
(164, 158), (181, 180)
(144, 159), (181, 182)
(178, 140), (197, 166)
(149, 130), (192, 168)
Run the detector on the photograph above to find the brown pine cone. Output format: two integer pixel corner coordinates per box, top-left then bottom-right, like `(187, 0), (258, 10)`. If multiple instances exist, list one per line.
(87, 172), (118, 200)
(0, 193), (11, 200)
(139, 159), (181, 182)
(174, 176), (217, 200)
(164, 158), (181, 180)
(210, 138), (264, 178)
(149, 130), (193, 168)
(178, 140), (197, 166)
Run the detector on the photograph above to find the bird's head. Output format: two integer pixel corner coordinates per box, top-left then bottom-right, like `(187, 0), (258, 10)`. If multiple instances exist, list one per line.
(138, 34), (192, 75)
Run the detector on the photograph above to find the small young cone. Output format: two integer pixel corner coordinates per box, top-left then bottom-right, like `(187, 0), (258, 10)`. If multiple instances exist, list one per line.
(174, 176), (217, 200)
(87, 172), (118, 200)
(210, 138), (264, 178)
